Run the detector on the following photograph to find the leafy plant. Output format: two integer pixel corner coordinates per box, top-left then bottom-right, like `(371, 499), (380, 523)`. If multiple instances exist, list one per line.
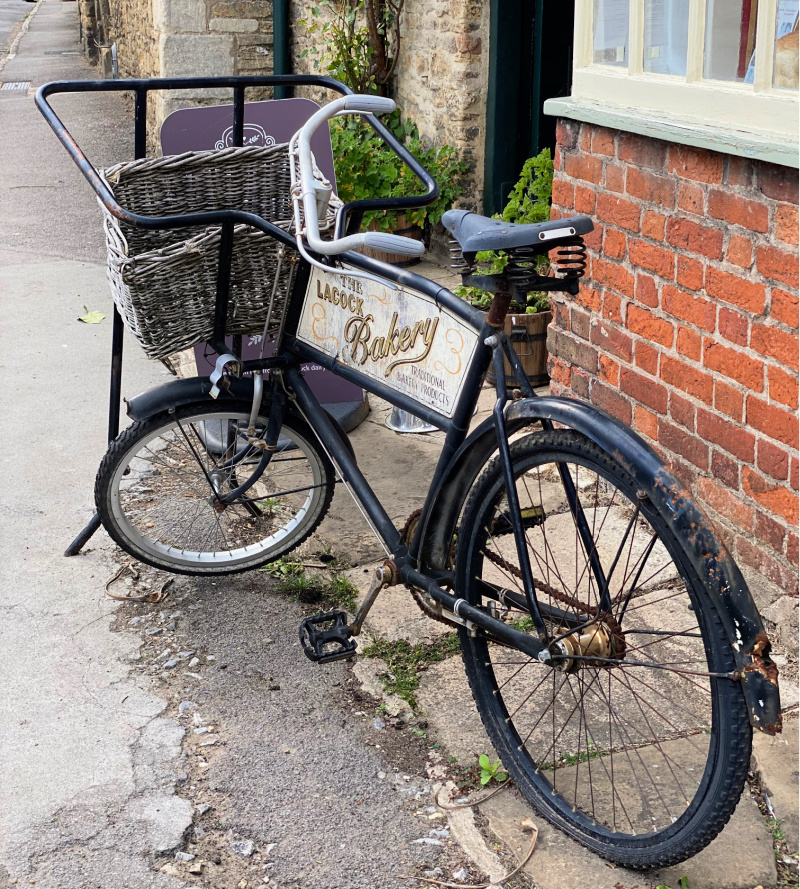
(455, 149), (555, 314)
(299, 0), (405, 96)
(478, 754), (508, 786)
(262, 557), (357, 610)
(656, 879), (691, 889)
(330, 116), (468, 233)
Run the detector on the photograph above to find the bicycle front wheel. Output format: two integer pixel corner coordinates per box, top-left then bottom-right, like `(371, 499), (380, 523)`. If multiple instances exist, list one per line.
(455, 429), (750, 869)
(95, 401), (335, 574)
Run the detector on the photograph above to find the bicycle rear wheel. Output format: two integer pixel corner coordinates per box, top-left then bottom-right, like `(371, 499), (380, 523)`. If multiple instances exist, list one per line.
(95, 401), (335, 574)
(455, 429), (750, 868)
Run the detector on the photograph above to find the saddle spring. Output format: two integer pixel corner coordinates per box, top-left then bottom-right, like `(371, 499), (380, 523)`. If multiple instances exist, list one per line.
(449, 237), (476, 276)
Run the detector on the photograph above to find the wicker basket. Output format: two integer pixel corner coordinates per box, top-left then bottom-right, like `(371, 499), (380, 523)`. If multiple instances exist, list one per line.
(99, 144), (338, 360)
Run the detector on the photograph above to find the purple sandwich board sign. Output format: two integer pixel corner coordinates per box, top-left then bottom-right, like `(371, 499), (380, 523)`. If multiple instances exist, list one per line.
(160, 99), (368, 431)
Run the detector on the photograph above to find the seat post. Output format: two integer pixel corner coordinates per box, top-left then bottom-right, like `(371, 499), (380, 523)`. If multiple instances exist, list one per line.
(485, 276), (514, 328)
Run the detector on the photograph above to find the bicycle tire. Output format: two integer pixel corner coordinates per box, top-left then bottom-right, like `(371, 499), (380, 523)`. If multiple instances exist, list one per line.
(455, 429), (750, 869)
(95, 400), (335, 575)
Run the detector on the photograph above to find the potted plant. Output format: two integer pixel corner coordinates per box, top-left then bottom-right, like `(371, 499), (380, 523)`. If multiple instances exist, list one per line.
(455, 149), (555, 386)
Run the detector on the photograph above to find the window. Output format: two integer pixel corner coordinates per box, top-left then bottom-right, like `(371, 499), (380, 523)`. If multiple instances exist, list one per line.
(560, 0), (799, 163)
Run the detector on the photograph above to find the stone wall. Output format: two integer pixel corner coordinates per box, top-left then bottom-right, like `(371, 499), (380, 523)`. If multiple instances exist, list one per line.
(548, 120), (799, 651)
(79, 0), (275, 149)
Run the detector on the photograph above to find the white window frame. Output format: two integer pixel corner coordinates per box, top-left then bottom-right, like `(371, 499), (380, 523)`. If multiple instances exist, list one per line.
(549, 0), (799, 167)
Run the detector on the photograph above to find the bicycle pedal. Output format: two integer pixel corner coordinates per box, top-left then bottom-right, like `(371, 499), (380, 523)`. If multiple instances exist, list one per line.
(299, 611), (357, 664)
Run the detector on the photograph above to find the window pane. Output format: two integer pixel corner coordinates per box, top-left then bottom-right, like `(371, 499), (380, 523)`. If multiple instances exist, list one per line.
(594, 0), (629, 66)
(773, 0), (799, 89)
(644, 0), (691, 75)
(704, 0), (758, 82)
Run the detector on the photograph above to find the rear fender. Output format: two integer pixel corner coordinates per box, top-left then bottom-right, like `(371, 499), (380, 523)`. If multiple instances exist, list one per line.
(418, 395), (781, 734)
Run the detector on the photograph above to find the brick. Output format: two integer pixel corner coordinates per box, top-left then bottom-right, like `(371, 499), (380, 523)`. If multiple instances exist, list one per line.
(711, 449), (739, 489)
(605, 163), (624, 192)
(758, 164), (799, 204)
(635, 273), (659, 307)
(661, 354), (714, 403)
(676, 325), (702, 361)
(668, 145), (723, 184)
(576, 285), (601, 314)
(551, 178), (574, 209)
(717, 307), (749, 346)
(697, 407), (755, 462)
(548, 355), (571, 387)
(662, 284), (716, 331)
(742, 466), (799, 525)
(548, 328), (599, 374)
(620, 366), (668, 413)
(670, 392), (695, 429)
(776, 204), (799, 246)
(627, 168), (676, 209)
(564, 153), (603, 185)
(667, 455), (699, 492)
(707, 189), (769, 233)
(582, 224), (602, 252)
(658, 419), (709, 469)
(754, 511), (786, 553)
(590, 320), (633, 362)
(575, 184), (597, 214)
(571, 367), (590, 398)
(571, 307), (591, 340)
(767, 365), (798, 410)
(634, 405), (658, 440)
(593, 256), (635, 299)
(591, 382), (631, 423)
(641, 210), (666, 241)
(727, 234), (753, 268)
(736, 536), (797, 593)
(746, 395), (799, 448)
(751, 323), (799, 371)
(705, 267), (766, 314)
(552, 300), (570, 331)
(591, 126), (616, 156)
(677, 181), (704, 215)
(725, 156), (755, 189)
(629, 238), (675, 279)
(602, 291), (624, 323)
(603, 227), (626, 260)
(596, 193), (641, 231)
(666, 217), (724, 261)
(635, 341), (659, 375)
(757, 438), (790, 481)
(556, 120), (579, 151)
(676, 256), (704, 292)
(703, 340), (764, 391)
(599, 354), (620, 385)
(698, 476), (755, 530)
(793, 458), (799, 491)
(579, 126), (592, 152)
(714, 380), (744, 421)
(756, 245), (799, 288)
(770, 288), (799, 329)
(788, 532), (799, 567)
(618, 133), (667, 171)
(627, 305), (674, 346)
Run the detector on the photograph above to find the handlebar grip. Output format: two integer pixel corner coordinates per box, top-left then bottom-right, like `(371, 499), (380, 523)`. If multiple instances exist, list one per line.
(342, 96), (397, 114)
(362, 232), (426, 257)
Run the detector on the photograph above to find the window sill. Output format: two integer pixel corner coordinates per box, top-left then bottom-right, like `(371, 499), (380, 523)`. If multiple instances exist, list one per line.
(543, 96), (799, 168)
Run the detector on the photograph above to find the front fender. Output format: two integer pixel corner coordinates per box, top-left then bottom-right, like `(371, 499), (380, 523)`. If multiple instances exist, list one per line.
(419, 395), (781, 734)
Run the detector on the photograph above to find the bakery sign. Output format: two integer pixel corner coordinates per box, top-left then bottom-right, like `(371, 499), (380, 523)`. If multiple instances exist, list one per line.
(297, 265), (479, 418)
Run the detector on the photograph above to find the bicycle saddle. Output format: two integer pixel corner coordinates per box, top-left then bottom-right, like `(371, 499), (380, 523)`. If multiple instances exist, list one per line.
(442, 209), (593, 253)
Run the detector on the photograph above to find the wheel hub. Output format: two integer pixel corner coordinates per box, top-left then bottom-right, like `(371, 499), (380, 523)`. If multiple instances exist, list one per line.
(551, 621), (619, 672)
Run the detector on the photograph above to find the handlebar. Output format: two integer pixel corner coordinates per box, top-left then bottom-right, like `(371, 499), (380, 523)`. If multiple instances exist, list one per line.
(292, 95), (437, 259)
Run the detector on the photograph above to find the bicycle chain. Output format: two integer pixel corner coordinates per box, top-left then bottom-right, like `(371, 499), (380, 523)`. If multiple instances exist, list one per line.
(400, 509), (457, 629)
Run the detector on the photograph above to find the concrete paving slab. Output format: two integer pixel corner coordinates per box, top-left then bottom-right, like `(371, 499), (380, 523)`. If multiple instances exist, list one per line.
(482, 788), (777, 889)
(752, 718), (799, 853)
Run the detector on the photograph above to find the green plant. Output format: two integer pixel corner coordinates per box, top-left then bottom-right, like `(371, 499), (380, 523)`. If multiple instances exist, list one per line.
(478, 754), (507, 786)
(455, 148), (555, 314)
(656, 879), (691, 889)
(299, 0), (405, 96)
(262, 557), (358, 610)
(329, 116), (468, 233)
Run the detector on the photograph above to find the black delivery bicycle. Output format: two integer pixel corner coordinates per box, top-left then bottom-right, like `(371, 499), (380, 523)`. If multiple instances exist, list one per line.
(38, 75), (781, 870)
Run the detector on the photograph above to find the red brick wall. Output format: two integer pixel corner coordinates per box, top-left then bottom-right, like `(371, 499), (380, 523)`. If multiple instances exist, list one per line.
(548, 120), (799, 595)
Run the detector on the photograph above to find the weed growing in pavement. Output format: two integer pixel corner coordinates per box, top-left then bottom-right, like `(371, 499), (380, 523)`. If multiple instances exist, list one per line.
(262, 557), (358, 611)
(478, 753), (507, 786)
(656, 879), (690, 889)
(362, 634), (461, 709)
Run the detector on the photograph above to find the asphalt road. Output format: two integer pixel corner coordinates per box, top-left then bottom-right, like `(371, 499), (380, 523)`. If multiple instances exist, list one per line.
(0, 0), (34, 59)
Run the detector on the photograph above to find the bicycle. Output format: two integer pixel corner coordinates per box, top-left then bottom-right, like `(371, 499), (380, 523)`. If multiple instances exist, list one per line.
(37, 74), (781, 870)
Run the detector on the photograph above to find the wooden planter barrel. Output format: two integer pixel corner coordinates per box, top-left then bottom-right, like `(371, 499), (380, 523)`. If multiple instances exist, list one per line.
(486, 310), (552, 388)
